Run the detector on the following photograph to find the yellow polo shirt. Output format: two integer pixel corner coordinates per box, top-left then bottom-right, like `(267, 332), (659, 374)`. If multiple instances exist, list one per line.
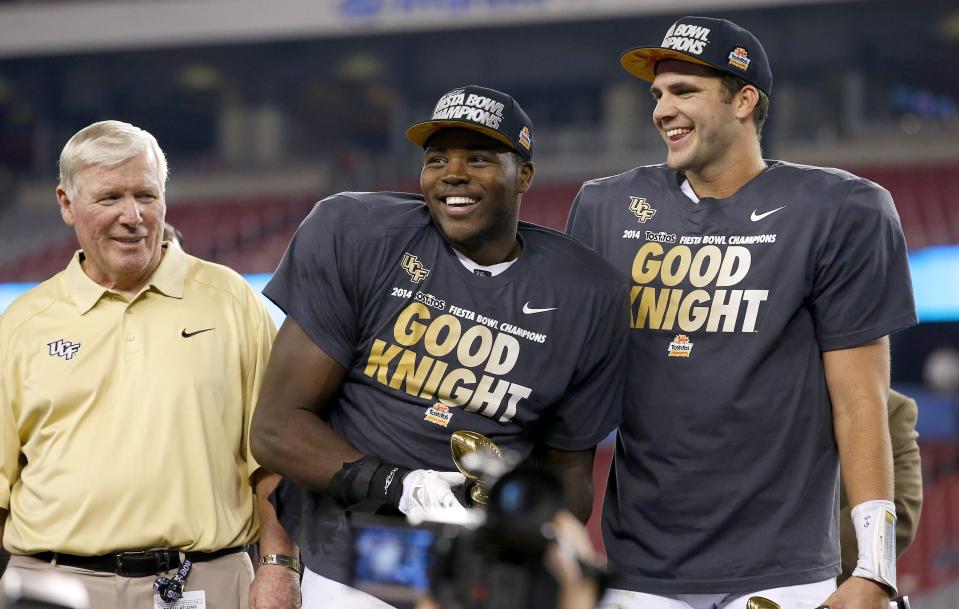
(0, 244), (276, 555)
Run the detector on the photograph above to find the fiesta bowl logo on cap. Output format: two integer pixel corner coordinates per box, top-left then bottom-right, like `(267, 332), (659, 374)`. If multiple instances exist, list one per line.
(430, 88), (505, 130)
(728, 47), (751, 71)
(661, 21), (712, 56)
(518, 125), (532, 151)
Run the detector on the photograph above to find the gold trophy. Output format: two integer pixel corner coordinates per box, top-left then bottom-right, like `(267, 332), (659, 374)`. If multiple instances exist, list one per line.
(450, 430), (502, 505)
(746, 598), (781, 609)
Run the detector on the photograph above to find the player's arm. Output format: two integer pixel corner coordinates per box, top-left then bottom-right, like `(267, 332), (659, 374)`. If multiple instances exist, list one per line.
(822, 336), (897, 609)
(827, 337), (893, 518)
(250, 318), (466, 520)
(250, 316), (360, 491)
(535, 449), (596, 523)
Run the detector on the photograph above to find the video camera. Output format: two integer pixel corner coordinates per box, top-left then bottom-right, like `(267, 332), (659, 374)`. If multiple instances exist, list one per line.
(350, 461), (596, 609)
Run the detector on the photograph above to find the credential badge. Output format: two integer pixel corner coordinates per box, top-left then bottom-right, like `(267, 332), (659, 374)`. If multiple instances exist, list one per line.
(401, 253), (431, 283)
(629, 196), (657, 223)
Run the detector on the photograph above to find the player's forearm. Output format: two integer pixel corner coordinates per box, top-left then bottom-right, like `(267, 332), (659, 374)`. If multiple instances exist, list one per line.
(825, 338), (894, 505)
(834, 403), (894, 504)
(537, 449), (595, 523)
(250, 317), (365, 493)
(251, 408), (363, 493)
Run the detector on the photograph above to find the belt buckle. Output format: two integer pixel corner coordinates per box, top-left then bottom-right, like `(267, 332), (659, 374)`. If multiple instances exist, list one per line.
(115, 550), (173, 576)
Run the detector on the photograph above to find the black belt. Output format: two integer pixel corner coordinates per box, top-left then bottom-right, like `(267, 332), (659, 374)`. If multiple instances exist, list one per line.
(33, 546), (246, 577)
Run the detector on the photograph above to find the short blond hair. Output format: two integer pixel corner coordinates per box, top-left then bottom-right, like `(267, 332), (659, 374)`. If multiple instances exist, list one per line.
(58, 120), (168, 200)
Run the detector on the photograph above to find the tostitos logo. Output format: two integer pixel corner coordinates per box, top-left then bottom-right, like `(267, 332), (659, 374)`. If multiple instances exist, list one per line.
(667, 334), (693, 358)
(424, 403), (453, 427)
(518, 126), (532, 151)
(728, 47), (751, 71)
(402, 253), (431, 283)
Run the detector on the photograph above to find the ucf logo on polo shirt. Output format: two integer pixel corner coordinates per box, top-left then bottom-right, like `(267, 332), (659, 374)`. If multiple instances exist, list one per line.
(47, 338), (81, 360)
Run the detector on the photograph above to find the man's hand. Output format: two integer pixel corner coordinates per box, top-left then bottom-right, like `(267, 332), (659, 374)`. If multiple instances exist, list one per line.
(399, 470), (468, 523)
(544, 510), (604, 609)
(818, 576), (891, 609)
(249, 564), (301, 609)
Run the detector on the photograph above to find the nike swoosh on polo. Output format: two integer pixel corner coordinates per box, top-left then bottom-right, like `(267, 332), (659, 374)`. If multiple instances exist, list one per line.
(750, 206), (787, 221)
(181, 327), (215, 338)
(522, 302), (557, 315)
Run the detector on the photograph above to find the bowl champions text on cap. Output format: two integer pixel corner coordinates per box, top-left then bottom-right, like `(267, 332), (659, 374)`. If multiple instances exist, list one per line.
(620, 16), (773, 96)
(406, 85), (534, 160)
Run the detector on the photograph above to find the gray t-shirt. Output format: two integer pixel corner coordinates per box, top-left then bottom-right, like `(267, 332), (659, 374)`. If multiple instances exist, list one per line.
(566, 161), (918, 594)
(265, 191), (630, 582)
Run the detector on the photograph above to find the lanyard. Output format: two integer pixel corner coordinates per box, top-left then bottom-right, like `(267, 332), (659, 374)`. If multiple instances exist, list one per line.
(153, 558), (193, 602)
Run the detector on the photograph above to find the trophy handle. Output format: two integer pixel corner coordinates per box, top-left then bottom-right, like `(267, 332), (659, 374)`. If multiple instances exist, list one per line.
(450, 430), (502, 507)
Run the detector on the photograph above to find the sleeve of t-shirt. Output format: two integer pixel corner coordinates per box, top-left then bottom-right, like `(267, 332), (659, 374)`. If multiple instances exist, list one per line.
(564, 184), (594, 247)
(811, 179), (918, 351)
(264, 195), (368, 368)
(541, 280), (629, 451)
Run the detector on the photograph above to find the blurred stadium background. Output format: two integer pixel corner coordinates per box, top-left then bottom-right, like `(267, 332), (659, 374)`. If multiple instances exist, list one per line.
(0, 0), (957, 606)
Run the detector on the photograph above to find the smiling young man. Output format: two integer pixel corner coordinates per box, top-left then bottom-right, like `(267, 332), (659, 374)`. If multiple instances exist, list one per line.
(0, 120), (298, 609)
(566, 17), (917, 609)
(250, 85), (629, 609)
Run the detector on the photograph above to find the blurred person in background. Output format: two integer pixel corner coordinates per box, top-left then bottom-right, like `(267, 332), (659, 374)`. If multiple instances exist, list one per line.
(163, 221), (186, 250)
(923, 347), (959, 394)
(250, 85), (629, 609)
(566, 16), (917, 609)
(0, 120), (299, 609)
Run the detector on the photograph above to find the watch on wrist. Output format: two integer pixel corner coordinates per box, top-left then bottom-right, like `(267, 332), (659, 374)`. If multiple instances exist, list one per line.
(259, 553), (302, 574)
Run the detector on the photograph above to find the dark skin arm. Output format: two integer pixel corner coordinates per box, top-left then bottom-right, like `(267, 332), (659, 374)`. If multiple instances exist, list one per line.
(253, 318), (597, 522)
(535, 448), (596, 523)
(250, 317), (361, 491)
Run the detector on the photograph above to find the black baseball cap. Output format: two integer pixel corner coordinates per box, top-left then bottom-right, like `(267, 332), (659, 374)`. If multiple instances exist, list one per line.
(406, 85), (534, 160)
(621, 16), (772, 95)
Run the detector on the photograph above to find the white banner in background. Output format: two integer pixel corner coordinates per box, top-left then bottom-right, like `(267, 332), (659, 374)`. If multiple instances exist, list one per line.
(0, 0), (859, 58)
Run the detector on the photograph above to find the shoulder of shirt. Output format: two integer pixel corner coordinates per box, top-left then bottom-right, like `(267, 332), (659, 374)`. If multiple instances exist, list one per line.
(180, 252), (264, 308)
(764, 160), (888, 194)
(0, 270), (72, 340)
(518, 222), (626, 287)
(309, 191), (428, 230)
(579, 163), (669, 191)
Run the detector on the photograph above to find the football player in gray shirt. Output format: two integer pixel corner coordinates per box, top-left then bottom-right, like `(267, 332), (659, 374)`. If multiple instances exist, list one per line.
(566, 16), (917, 609)
(253, 85), (629, 609)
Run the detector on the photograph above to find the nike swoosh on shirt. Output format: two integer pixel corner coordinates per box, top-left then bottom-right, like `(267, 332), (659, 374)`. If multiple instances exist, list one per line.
(750, 206), (787, 222)
(181, 327), (215, 338)
(523, 302), (558, 314)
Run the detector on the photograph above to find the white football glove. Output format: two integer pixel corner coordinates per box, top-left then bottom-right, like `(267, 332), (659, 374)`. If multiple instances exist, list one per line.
(398, 470), (469, 524)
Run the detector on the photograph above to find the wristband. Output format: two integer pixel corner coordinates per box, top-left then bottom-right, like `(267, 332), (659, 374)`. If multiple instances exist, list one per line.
(850, 499), (897, 595)
(327, 456), (410, 511)
(259, 553), (302, 574)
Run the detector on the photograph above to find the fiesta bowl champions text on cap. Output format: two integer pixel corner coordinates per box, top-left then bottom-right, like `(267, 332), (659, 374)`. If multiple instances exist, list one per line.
(620, 16), (773, 96)
(406, 85), (534, 160)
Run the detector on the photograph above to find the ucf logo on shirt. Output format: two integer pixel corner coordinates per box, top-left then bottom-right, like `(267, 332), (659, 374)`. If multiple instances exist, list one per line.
(401, 253), (431, 283)
(629, 197), (657, 223)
